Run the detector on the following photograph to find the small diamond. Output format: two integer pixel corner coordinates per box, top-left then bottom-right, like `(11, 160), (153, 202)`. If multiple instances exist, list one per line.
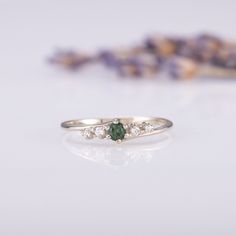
(95, 126), (106, 138)
(143, 123), (154, 133)
(82, 129), (94, 139)
(130, 125), (141, 136)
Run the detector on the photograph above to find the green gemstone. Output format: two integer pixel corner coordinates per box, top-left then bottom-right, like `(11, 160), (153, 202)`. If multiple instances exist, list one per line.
(108, 122), (126, 141)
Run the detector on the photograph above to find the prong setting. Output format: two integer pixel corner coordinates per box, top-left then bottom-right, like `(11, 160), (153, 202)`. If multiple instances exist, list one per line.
(112, 119), (119, 124)
(116, 139), (122, 144)
(81, 122), (155, 141)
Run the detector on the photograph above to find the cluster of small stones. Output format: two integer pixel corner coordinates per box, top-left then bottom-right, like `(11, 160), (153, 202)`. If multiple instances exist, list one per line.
(82, 126), (108, 140)
(81, 122), (154, 142)
(126, 122), (154, 138)
(49, 34), (236, 79)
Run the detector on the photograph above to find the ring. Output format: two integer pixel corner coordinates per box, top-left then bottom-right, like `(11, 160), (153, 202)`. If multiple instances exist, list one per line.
(61, 117), (173, 143)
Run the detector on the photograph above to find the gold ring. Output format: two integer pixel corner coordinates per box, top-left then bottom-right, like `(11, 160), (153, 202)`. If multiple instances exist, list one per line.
(61, 117), (173, 143)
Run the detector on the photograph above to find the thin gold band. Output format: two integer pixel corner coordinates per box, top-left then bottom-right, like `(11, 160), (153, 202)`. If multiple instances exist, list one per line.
(61, 117), (173, 143)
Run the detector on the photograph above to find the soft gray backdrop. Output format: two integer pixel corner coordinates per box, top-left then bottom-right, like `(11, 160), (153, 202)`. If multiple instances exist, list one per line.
(0, 0), (236, 235)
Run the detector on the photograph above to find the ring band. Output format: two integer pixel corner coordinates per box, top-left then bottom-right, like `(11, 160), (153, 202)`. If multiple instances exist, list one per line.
(61, 117), (173, 143)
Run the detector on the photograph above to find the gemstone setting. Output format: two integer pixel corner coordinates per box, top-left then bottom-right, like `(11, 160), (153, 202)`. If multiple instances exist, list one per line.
(108, 122), (126, 141)
(95, 126), (106, 138)
(142, 122), (154, 133)
(82, 128), (94, 139)
(130, 125), (141, 136)
(81, 121), (155, 142)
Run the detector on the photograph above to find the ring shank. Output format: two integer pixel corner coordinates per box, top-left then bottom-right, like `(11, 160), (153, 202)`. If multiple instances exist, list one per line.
(61, 117), (173, 131)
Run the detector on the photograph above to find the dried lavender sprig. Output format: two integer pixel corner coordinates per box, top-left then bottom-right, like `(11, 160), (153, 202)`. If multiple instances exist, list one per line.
(48, 50), (94, 70)
(49, 34), (236, 79)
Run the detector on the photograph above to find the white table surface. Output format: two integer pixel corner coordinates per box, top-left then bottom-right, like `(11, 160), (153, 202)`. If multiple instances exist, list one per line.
(0, 0), (236, 235)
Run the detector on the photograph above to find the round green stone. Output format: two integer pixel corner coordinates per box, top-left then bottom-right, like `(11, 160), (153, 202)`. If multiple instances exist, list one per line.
(108, 122), (126, 141)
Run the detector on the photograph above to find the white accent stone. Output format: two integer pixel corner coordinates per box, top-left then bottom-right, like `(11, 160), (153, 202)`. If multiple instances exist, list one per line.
(130, 126), (141, 136)
(95, 126), (106, 138)
(82, 129), (94, 139)
(143, 123), (154, 133)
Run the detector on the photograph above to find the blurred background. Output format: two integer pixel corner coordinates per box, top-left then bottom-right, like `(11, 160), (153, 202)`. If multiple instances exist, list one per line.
(0, 0), (236, 235)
